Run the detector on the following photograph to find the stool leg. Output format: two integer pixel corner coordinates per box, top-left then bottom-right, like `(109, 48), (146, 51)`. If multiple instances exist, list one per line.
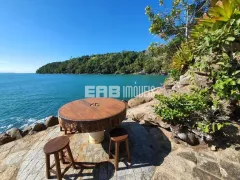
(109, 139), (112, 159)
(66, 145), (76, 169)
(59, 150), (65, 164)
(54, 153), (62, 180)
(45, 154), (50, 179)
(64, 129), (67, 135)
(115, 142), (119, 170)
(125, 139), (131, 163)
(60, 126), (62, 131)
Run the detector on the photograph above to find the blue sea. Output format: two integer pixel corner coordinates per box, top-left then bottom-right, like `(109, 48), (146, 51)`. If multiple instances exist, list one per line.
(0, 73), (166, 133)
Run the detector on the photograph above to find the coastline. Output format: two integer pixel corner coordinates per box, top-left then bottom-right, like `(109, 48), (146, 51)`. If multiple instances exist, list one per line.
(0, 74), (166, 134)
(1, 102), (240, 180)
(0, 84), (164, 145)
(1, 84), (240, 180)
(0, 72), (168, 75)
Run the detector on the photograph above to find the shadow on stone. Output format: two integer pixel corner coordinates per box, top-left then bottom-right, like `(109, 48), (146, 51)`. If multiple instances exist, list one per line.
(211, 124), (240, 150)
(101, 121), (171, 173)
(62, 161), (115, 180)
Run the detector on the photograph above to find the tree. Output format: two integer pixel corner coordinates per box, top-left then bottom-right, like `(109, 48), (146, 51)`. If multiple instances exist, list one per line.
(145, 0), (211, 40)
(36, 51), (163, 74)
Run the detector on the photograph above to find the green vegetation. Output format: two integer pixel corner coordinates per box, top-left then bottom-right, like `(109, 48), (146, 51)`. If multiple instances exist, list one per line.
(38, 0), (211, 75)
(171, 42), (193, 72)
(153, 0), (240, 137)
(155, 90), (230, 134)
(156, 90), (211, 126)
(190, 0), (240, 100)
(36, 0), (239, 139)
(145, 0), (210, 77)
(145, 0), (210, 40)
(36, 51), (168, 74)
(169, 69), (181, 81)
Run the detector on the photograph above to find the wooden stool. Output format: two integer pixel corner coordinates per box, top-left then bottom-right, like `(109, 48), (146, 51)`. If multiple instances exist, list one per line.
(109, 127), (131, 170)
(43, 136), (76, 180)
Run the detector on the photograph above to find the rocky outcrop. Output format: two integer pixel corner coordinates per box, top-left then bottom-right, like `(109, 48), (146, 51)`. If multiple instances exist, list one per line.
(149, 125), (240, 180)
(179, 73), (191, 86)
(128, 87), (172, 108)
(172, 83), (192, 94)
(137, 87), (166, 98)
(32, 123), (46, 132)
(6, 128), (23, 140)
(171, 125), (200, 146)
(0, 116), (60, 146)
(22, 126), (32, 136)
(45, 116), (59, 127)
(0, 122), (239, 180)
(127, 77), (193, 131)
(127, 68), (230, 147)
(194, 72), (212, 88)
(164, 83), (175, 90)
(128, 88), (157, 108)
(0, 133), (15, 145)
(127, 99), (170, 129)
(170, 73), (193, 94)
(128, 97), (148, 108)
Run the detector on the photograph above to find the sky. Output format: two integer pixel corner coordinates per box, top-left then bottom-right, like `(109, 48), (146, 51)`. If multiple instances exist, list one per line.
(0, 0), (166, 73)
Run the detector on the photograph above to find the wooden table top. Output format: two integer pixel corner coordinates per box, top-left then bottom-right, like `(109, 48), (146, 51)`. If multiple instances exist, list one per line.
(58, 98), (126, 122)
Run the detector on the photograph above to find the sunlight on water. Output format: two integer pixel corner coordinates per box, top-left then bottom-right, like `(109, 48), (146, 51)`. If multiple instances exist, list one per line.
(0, 73), (166, 132)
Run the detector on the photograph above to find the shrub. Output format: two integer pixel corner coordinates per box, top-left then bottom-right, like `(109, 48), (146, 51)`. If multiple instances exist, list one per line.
(155, 0), (240, 137)
(155, 90), (210, 127)
(191, 0), (240, 100)
(169, 69), (181, 81)
(171, 42), (193, 72)
(155, 90), (230, 134)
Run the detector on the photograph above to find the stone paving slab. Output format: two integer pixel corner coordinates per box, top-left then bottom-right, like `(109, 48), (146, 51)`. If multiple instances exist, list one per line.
(0, 120), (169, 180)
(1, 119), (240, 180)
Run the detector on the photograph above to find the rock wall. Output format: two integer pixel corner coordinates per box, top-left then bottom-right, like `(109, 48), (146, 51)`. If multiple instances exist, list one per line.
(127, 71), (240, 147)
(148, 126), (240, 180)
(0, 116), (59, 146)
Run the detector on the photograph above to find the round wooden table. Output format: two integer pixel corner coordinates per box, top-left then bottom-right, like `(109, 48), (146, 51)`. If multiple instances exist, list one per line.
(58, 98), (127, 144)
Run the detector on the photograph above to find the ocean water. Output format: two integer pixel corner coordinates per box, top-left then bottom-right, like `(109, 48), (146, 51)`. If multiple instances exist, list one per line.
(0, 73), (166, 133)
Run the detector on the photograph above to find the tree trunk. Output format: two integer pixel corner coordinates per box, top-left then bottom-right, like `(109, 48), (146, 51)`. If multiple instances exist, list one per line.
(185, 6), (189, 40)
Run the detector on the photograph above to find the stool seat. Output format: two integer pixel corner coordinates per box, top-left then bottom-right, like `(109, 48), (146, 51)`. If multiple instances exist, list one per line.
(109, 127), (128, 142)
(109, 127), (131, 170)
(44, 136), (69, 154)
(43, 136), (76, 180)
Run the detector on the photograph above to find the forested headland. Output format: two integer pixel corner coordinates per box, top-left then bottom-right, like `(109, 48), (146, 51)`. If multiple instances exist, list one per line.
(36, 51), (169, 74)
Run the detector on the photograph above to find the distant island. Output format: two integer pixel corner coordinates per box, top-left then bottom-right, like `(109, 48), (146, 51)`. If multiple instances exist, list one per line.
(36, 51), (167, 75)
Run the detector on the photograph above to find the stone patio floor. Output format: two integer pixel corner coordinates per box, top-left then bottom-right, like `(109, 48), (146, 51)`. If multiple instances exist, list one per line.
(0, 120), (171, 180)
(1, 119), (240, 180)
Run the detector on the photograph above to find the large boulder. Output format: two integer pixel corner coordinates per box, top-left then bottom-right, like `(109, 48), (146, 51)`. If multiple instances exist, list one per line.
(172, 84), (192, 94)
(45, 116), (59, 127)
(164, 79), (176, 90)
(179, 74), (191, 87)
(32, 123), (46, 132)
(194, 72), (212, 88)
(22, 126), (32, 136)
(187, 132), (200, 146)
(128, 87), (171, 108)
(171, 72), (192, 93)
(128, 97), (148, 108)
(164, 84), (174, 90)
(137, 87), (166, 99)
(127, 99), (171, 129)
(0, 133), (15, 145)
(6, 128), (23, 140)
(171, 125), (200, 146)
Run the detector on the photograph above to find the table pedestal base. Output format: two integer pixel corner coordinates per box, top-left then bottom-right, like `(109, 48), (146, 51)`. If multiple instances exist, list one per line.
(88, 131), (104, 144)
